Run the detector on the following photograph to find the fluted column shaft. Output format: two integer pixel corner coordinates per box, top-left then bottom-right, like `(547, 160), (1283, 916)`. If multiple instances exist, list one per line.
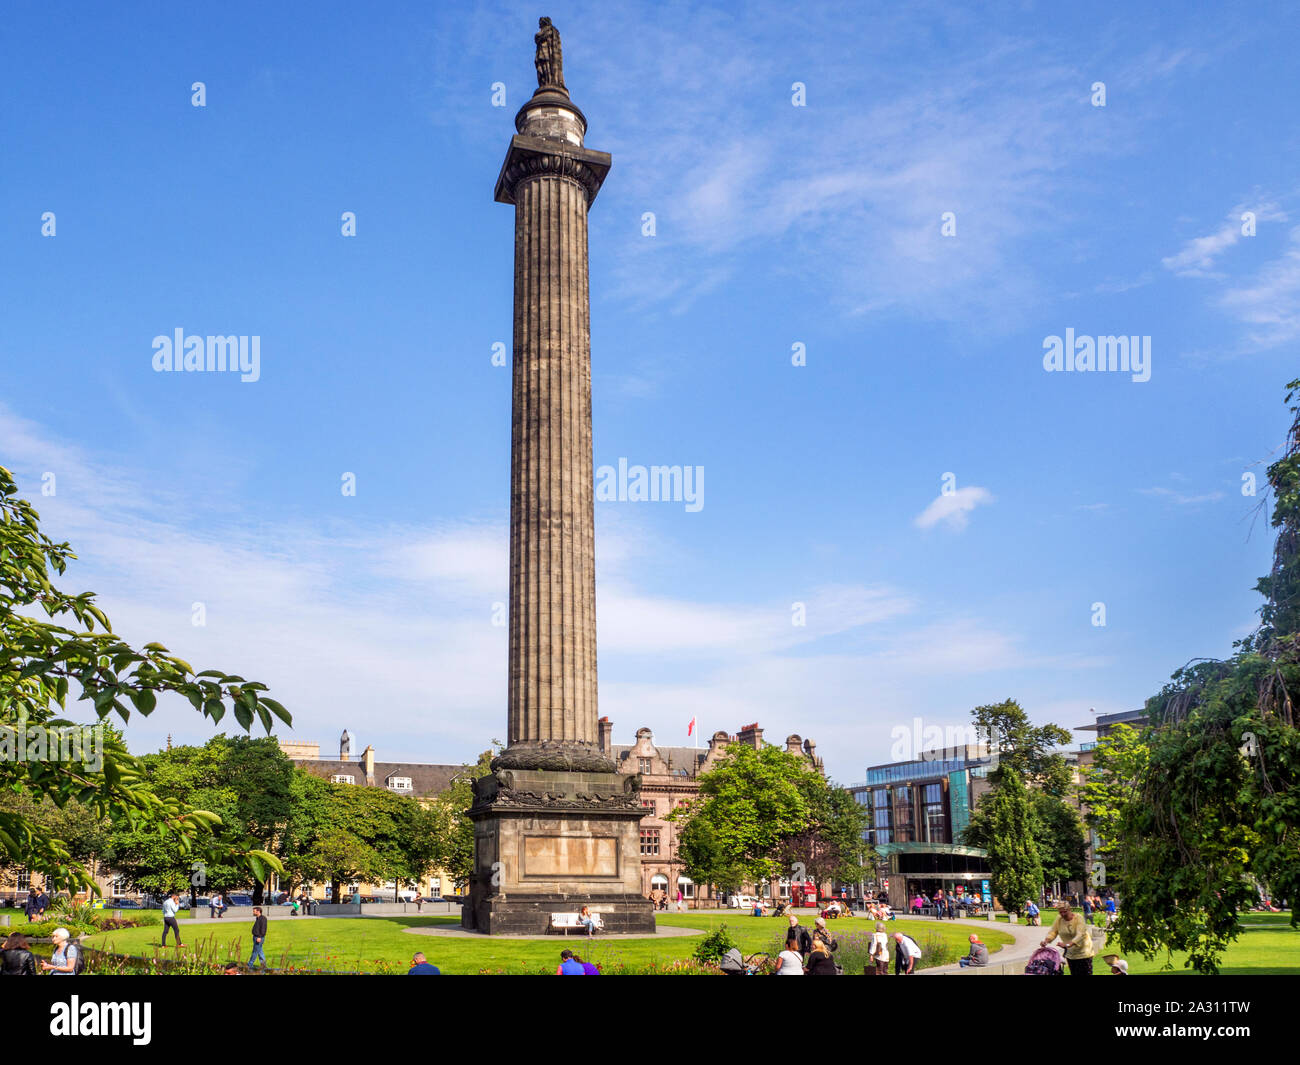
(507, 171), (597, 749)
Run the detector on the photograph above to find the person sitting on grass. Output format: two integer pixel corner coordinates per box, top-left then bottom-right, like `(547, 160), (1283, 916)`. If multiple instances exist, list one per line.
(407, 951), (441, 974)
(556, 949), (586, 975)
(222, 961), (241, 975)
(571, 952), (600, 975)
(959, 933), (989, 968)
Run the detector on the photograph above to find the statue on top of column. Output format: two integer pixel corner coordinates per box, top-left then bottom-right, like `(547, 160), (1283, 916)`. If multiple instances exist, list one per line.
(534, 17), (565, 92)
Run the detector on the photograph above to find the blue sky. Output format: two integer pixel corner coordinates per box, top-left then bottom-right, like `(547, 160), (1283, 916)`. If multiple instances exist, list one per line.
(3, 1), (1298, 782)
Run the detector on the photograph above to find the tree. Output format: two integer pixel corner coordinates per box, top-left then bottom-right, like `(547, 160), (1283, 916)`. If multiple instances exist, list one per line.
(981, 767), (1043, 915)
(971, 699), (1072, 796)
(1029, 791), (1087, 891)
(1097, 380), (1300, 972)
(426, 749), (494, 890)
(279, 773), (440, 902)
(670, 743), (866, 896)
(0, 464), (289, 893)
(1079, 722), (1148, 884)
(103, 736), (297, 901)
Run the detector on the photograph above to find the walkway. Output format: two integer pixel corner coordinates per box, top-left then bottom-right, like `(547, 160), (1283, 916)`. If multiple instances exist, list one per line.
(894, 913), (1057, 975)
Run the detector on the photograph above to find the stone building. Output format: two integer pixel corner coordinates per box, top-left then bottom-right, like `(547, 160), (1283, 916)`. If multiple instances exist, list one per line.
(599, 719), (824, 905)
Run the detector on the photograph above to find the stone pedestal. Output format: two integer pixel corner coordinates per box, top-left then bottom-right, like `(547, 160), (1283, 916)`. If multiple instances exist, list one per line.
(462, 768), (655, 935)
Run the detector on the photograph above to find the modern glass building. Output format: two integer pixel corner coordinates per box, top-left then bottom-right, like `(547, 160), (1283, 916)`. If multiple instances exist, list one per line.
(849, 744), (995, 909)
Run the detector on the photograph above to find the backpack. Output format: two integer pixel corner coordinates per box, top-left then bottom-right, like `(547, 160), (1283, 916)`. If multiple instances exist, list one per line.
(69, 944), (85, 975)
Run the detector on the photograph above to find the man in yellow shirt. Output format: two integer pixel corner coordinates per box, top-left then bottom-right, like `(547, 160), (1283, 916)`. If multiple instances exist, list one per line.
(1041, 902), (1095, 975)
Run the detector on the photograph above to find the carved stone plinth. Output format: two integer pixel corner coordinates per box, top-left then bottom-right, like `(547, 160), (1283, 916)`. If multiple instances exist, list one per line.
(461, 768), (655, 935)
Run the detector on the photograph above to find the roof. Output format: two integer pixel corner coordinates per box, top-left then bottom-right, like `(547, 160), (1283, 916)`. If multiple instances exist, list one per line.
(297, 759), (465, 798)
(611, 744), (708, 777)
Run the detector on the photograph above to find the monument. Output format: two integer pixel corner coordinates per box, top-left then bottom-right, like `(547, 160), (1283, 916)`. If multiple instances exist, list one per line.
(462, 18), (655, 935)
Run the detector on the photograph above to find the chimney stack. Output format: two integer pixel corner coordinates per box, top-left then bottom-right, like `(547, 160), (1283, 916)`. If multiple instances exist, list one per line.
(598, 717), (613, 756)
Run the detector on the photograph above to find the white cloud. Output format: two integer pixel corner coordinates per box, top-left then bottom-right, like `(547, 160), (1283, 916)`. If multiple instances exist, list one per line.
(1218, 224), (1300, 348)
(914, 486), (994, 531)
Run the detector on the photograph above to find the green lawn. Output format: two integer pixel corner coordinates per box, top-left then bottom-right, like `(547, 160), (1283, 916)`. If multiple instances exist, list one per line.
(1104, 914), (1300, 975)
(83, 911), (1014, 975)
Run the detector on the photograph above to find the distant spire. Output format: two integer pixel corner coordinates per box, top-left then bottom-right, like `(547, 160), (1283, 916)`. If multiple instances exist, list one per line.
(166, 734), (172, 751)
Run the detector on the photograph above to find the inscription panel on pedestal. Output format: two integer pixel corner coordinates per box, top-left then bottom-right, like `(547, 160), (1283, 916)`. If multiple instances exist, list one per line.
(521, 834), (619, 878)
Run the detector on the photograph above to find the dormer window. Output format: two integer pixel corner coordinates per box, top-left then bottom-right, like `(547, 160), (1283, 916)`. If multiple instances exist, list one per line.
(388, 776), (413, 792)
(331, 774), (355, 785)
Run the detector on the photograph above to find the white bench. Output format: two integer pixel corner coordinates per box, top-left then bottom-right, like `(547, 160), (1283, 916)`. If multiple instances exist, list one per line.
(550, 912), (604, 936)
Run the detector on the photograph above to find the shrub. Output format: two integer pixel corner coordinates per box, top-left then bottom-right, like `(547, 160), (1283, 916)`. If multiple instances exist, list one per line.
(692, 922), (738, 965)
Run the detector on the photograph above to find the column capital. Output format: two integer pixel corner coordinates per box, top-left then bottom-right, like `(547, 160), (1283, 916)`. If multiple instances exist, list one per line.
(494, 134), (612, 208)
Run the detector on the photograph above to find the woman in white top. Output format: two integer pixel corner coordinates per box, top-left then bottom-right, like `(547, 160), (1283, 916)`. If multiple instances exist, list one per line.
(869, 920), (890, 975)
(775, 936), (804, 975)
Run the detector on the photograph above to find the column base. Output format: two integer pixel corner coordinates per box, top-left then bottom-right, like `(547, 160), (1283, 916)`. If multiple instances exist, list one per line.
(461, 767), (655, 936)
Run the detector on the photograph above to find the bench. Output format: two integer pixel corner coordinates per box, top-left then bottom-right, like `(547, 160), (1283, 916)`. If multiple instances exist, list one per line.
(550, 912), (605, 936)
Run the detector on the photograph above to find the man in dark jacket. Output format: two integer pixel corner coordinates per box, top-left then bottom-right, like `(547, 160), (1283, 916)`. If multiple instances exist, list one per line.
(247, 907), (268, 971)
(786, 914), (813, 958)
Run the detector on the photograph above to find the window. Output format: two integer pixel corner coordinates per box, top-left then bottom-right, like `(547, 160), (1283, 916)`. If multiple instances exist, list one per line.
(640, 798), (655, 812)
(871, 789), (892, 846)
(111, 875), (129, 896)
(16, 868), (31, 891)
(650, 874), (669, 891)
(893, 786), (914, 843)
(331, 774), (355, 784)
(640, 828), (660, 856)
(677, 876), (694, 899)
(428, 878), (441, 896)
(387, 776), (413, 792)
(923, 782), (947, 843)
(638, 758), (652, 774)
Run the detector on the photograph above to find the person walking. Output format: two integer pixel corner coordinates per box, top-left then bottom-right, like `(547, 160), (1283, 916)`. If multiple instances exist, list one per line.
(893, 931), (922, 975)
(775, 936), (805, 975)
(23, 888), (39, 923)
(1, 933), (38, 975)
(933, 889), (945, 919)
(40, 928), (80, 975)
(869, 920), (890, 975)
(248, 906), (269, 971)
(1025, 899), (1040, 926)
(1041, 901), (1095, 975)
(161, 891), (183, 947)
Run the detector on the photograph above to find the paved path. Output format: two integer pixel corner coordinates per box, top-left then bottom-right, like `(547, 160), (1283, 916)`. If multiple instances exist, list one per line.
(405, 923), (704, 940)
(895, 914), (1053, 975)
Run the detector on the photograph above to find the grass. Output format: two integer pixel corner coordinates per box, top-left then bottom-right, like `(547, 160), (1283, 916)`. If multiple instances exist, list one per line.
(1104, 914), (1300, 975)
(82, 911), (1014, 975)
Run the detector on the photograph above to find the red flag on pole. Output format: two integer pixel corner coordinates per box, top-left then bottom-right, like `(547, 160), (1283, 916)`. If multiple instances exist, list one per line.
(687, 716), (696, 736)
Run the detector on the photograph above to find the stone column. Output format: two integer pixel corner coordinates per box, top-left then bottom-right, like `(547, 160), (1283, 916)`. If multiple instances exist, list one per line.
(493, 83), (612, 773)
